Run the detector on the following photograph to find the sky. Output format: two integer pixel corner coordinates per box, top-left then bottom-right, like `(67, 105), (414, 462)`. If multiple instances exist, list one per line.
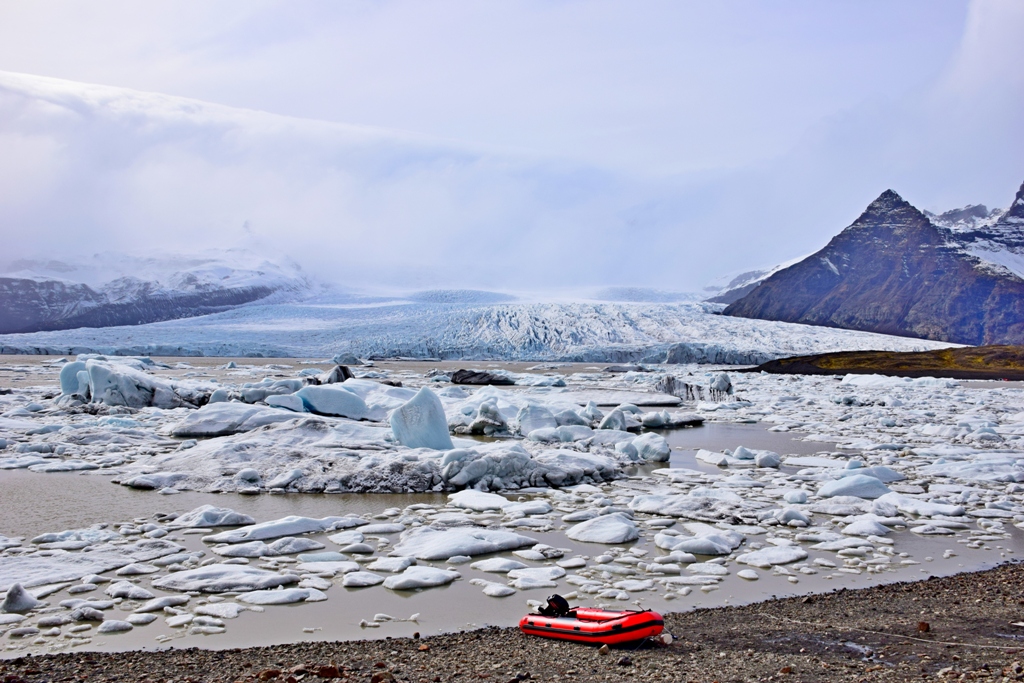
(0, 0), (1021, 292)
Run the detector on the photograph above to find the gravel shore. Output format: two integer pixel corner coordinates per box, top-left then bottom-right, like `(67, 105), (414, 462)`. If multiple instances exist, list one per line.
(3, 562), (1023, 683)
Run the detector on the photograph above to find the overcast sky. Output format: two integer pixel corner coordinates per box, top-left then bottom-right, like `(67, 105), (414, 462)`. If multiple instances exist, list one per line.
(0, 0), (1021, 291)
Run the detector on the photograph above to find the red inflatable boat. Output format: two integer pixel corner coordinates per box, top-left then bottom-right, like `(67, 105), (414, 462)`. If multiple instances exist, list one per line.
(519, 606), (664, 645)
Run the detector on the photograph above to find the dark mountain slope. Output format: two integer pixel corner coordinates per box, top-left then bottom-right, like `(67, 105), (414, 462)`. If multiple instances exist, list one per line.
(0, 277), (278, 334)
(723, 188), (1024, 345)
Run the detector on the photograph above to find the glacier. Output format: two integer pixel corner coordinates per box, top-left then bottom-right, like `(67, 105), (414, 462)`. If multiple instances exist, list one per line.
(0, 299), (952, 363)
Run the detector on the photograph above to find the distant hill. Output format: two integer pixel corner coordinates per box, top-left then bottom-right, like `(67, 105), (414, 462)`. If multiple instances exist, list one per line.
(0, 249), (310, 334)
(723, 181), (1024, 345)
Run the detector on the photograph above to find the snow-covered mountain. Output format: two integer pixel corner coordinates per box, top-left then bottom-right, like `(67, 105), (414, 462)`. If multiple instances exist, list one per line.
(0, 249), (311, 334)
(724, 181), (1024, 345)
(943, 182), (1024, 281)
(703, 255), (809, 304)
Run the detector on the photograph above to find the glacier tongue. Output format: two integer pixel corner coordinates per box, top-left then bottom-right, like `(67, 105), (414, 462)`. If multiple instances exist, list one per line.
(0, 300), (953, 362)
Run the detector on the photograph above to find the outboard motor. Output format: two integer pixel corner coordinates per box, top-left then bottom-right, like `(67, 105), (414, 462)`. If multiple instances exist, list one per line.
(539, 594), (571, 617)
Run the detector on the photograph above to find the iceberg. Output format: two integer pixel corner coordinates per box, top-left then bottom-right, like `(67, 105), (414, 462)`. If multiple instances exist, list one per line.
(392, 527), (536, 560)
(818, 475), (891, 500)
(170, 403), (300, 437)
(168, 505), (255, 528)
(382, 566), (460, 591)
(203, 516), (349, 544)
(152, 565), (299, 593)
(565, 513), (638, 544)
(390, 387), (454, 450)
(296, 385), (368, 419)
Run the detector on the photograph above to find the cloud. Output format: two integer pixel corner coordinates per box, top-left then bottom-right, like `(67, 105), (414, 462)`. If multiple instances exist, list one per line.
(0, 2), (1020, 291)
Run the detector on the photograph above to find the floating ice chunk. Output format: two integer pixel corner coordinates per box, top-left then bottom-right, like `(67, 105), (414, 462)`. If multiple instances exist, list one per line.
(392, 527), (537, 560)
(212, 541), (271, 558)
(195, 602), (242, 619)
(126, 613), (158, 625)
(469, 558), (529, 573)
(841, 519), (892, 537)
(0, 539), (181, 592)
(654, 529), (742, 556)
(382, 566), (460, 590)
(531, 450), (619, 486)
(836, 466), (906, 483)
(565, 513), (638, 544)
(203, 516), (348, 544)
(266, 469), (305, 490)
(737, 569), (759, 580)
(630, 491), (743, 520)
(876, 492), (965, 517)
(773, 507), (811, 525)
(687, 563), (729, 576)
(171, 403), (299, 437)
(0, 455), (49, 470)
(294, 561), (360, 574)
(266, 394), (306, 413)
(238, 588), (327, 604)
(352, 524), (401, 536)
(783, 490), (808, 504)
(166, 613), (194, 628)
(339, 543), (375, 554)
(59, 361), (88, 395)
(327, 531), (365, 546)
(735, 546), (808, 568)
(507, 567), (566, 582)
(810, 538), (874, 551)
(116, 563), (160, 576)
(104, 582), (155, 600)
(909, 524), (956, 535)
(366, 556), (415, 573)
(268, 537), (325, 555)
(808, 497), (871, 516)
(448, 490), (509, 511)
(517, 405), (557, 435)
(296, 385), (367, 419)
(152, 566), (299, 593)
(504, 500), (552, 515)
(31, 527), (120, 545)
(170, 505), (256, 529)
(390, 387), (453, 450)
(1, 583), (43, 613)
(469, 578), (517, 597)
(97, 620), (133, 634)
(784, 456), (845, 468)
(510, 575), (559, 590)
(597, 409), (629, 431)
(818, 475), (891, 500)
(134, 595), (190, 613)
(342, 571), (385, 587)
(631, 433), (671, 462)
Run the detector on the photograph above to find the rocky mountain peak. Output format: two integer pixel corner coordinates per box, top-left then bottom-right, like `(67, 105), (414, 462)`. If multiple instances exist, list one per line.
(1003, 180), (1024, 223)
(853, 189), (926, 229)
(723, 182), (1024, 346)
(868, 189), (909, 211)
